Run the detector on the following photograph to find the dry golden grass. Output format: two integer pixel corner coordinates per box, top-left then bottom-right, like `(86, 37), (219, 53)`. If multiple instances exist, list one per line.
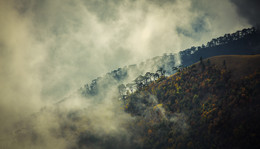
(198, 55), (260, 80)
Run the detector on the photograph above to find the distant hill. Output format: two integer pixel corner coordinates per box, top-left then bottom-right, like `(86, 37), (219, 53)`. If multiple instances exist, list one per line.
(79, 27), (260, 98)
(180, 27), (260, 66)
(122, 55), (260, 149)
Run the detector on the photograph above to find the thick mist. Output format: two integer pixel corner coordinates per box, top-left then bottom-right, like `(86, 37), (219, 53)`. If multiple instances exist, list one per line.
(0, 0), (254, 148)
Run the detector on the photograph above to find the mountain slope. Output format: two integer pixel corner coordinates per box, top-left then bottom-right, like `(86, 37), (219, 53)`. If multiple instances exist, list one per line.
(123, 55), (260, 149)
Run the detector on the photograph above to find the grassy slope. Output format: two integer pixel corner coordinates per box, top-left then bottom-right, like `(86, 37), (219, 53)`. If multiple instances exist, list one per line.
(201, 55), (260, 80)
(124, 55), (260, 149)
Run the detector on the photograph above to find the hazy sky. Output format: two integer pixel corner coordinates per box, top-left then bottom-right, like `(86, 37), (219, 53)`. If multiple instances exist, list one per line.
(0, 0), (257, 124)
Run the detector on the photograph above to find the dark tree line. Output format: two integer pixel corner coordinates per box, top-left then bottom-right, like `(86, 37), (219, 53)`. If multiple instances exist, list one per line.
(205, 27), (256, 48)
(180, 26), (260, 67)
(81, 26), (260, 98)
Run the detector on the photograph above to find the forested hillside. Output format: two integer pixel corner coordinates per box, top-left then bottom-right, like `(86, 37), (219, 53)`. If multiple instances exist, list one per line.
(121, 55), (260, 149)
